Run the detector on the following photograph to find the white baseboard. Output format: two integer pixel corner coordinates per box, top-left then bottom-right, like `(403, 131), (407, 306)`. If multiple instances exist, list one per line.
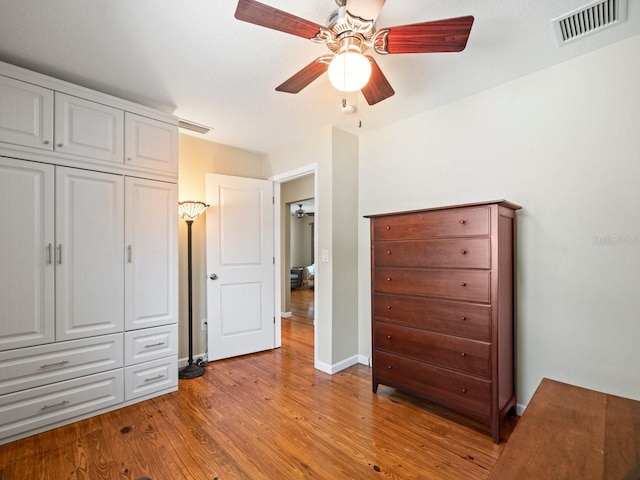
(315, 355), (360, 375)
(357, 354), (371, 367)
(515, 403), (527, 416)
(281, 311), (292, 318)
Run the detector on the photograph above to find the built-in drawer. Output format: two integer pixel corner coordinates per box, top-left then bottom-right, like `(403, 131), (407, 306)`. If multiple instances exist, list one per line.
(124, 355), (177, 402)
(374, 238), (491, 269)
(373, 294), (491, 342)
(0, 334), (123, 395)
(375, 323), (491, 378)
(373, 207), (489, 240)
(0, 369), (123, 442)
(125, 324), (178, 366)
(374, 351), (491, 421)
(374, 268), (490, 303)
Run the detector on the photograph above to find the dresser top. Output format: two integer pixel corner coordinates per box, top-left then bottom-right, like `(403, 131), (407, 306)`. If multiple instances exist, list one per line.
(364, 200), (522, 219)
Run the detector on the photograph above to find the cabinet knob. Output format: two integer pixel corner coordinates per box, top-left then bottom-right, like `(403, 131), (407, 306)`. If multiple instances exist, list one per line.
(459, 219), (466, 225)
(388, 365), (393, 369)
(461, 316), (466, 321)
(462, 388), (468, 393)
(127, 157), (133, 161)
(386, 250), (392, 255)
(385, 226), (391, 230)
(386, 277), (392, 282)
(461, 352), (466, 357)
(386, 305), (392, 309)
(460, 249), (467, 255)
(43, 140), (50, 145)
(460, 282), (466, 287)
(57, 143), (63, 148)
(387, 335), (392, 340)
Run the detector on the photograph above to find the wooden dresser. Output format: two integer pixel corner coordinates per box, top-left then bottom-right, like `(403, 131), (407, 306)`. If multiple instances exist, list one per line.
(366, 200), (521, 443)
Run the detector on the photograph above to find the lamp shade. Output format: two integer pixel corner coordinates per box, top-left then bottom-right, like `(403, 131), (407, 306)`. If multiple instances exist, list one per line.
(178, 201), (209, 221)
(328, 51), (372, 92)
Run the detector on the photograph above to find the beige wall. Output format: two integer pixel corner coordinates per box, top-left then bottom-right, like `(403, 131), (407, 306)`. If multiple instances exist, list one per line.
(358, 35), (640, 410)
(177, 133), (265, 361)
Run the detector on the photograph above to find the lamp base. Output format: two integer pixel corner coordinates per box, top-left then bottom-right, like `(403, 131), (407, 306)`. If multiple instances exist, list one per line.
(178, 363), (205, 379)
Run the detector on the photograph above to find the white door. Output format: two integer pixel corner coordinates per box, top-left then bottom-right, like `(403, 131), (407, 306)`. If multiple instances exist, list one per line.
(56, 167), (124, 341)
(206, 174), (274, 361)
(124, 177), (178, 330)
(0, 157), (54, 351)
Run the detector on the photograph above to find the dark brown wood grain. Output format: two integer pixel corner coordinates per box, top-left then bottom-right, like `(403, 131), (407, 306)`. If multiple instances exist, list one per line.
(361, 56), (395, 105)
(276, 57), (329, 93)
(235, 0), (322, 39)
(374, 237), (491, 269)
(385, 16), (474, 54)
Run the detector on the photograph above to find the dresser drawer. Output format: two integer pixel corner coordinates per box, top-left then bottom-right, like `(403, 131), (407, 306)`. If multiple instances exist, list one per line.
(375, 268), (490, 303)
(373, 207), (489, 240)
(373, 294), (491, 342)
(125, 324), (178, 366)
(0, 369), (123, 441)
(375, 351), (491, 420)
(374, 238), (490, 269)
(375, 323), (491, 378)
(124, 355), (177, 401)
(0, 334), (123, 396)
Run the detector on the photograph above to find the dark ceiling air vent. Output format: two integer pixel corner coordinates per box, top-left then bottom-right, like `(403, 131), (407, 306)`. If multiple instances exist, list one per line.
(552, 0), (628, 46)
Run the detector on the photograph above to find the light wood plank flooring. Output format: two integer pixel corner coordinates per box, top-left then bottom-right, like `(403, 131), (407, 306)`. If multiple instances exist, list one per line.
(0, 296), (516, 479)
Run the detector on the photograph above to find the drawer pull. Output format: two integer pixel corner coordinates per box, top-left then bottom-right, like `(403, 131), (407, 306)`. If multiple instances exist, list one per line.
(387, 335), (392, 340)
(460, 316), (467, 321)
(144, 374), (165, 383)
(459, 219), (466, 225)
(47, 243), (53, 265)
(385, 226), (391, 230)
(460, 282), (466, 287)
(40, 360), (69, 369)
(41, 400), (69, 411)
(388, 365), (393, 369)
(462, 388), (468, 393)
(57, 143), (63, 148)
(461, 352), (467, 357)
(386, 305), (392, 309)
(386, 277), (392, 282)
(460, 249), (467, 255)
(386, 250), (392, 255)
(144, 342), (165, 349)
(43, 140), (50, 145)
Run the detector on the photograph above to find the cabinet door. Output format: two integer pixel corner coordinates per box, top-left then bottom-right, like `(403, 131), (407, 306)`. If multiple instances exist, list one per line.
(55, 167), (124, 341)
(124, 113), (178, 173)
(124, 178), (178, 330)
(54, 93), (123, 163)
(0, 76), (53, 151)
(0, 158), (54, 351)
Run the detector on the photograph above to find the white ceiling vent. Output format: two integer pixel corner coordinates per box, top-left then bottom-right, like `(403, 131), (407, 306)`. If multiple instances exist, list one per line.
(552, 0), (628, 46)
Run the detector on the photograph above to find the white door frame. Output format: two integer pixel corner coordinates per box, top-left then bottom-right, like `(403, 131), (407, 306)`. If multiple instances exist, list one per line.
(271, 163), (318, 365)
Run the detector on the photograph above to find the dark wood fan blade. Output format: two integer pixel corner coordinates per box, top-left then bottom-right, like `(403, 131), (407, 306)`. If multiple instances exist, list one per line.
(276, 57), (330, 94)
(345, 0), (386, 22)
(379, 16), (474, 54)
(235, 0), (323, 39)
(361, 57), (394, 105)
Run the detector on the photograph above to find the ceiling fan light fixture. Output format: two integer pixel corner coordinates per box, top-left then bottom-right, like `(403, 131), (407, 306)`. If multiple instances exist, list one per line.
(328, 50), (372, 92)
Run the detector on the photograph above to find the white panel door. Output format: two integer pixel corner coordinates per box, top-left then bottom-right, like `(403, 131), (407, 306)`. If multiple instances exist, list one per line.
(0, 76), (53, 151)
(124, 177), (178, 330)
(206, 174), (274, 360)
(55, 167), (124, 341)
(0, 158), (54, 351)
(124, 113), (178, 173)
(54, 93), (123, 163)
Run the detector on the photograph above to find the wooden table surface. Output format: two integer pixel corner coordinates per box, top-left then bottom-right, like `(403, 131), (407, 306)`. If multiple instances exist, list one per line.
(489, 378), (640, 480)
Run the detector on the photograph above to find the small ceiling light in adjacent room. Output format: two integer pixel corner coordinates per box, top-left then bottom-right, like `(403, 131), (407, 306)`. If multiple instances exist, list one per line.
(328, 50), (372, 92)
(295, 204), (306, 218)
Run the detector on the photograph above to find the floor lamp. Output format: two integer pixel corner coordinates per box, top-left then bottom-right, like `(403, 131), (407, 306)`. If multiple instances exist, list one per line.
(178, 200), (209, 379)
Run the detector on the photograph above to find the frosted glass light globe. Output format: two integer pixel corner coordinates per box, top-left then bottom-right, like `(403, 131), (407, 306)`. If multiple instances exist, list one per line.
(328, 51), (372, 92)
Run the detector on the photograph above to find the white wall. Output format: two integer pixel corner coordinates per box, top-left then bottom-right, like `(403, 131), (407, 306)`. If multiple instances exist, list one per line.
(358, 35), (640, 409)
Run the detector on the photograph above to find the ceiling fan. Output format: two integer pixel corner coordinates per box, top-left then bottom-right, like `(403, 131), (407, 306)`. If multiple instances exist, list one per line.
(234, 0), (474, 105)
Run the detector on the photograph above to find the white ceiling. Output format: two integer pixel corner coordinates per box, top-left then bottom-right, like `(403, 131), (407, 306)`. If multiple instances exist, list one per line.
(0, 1), (638, 154)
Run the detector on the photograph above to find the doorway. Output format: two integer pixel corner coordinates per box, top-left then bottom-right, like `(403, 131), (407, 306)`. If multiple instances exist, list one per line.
(272, 164), (318, 365)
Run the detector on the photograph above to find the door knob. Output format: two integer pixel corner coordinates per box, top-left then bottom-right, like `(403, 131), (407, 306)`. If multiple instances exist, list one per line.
(209, 273), (218, 280)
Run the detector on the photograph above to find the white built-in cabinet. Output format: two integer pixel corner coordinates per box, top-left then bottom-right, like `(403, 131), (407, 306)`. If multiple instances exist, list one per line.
(0, 60), (179, 445)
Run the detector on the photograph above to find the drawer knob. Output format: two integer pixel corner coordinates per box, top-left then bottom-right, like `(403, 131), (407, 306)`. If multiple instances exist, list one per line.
(387, 335), (392, 340)
(388, 365), (393, 369)
(460, 282), (466, 287)
(57, 143), (63, 148)
(43, 140), (50, 145)
(387, 277), (392, 282)
(386, 226), (391, 230)
(387, 305), (392, 309)
(461, 352), (467, 357)
(461, 316), (467, 321)
(459, 219), (466, 225)
(386, 250), (392, 255)
(460, 249), (467, 255)
(462, 388), (468, 393)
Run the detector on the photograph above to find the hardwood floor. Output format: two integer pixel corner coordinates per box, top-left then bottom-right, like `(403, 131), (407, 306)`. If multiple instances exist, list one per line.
(290, 288), (314, 324)
(0, 299), (516, 479)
